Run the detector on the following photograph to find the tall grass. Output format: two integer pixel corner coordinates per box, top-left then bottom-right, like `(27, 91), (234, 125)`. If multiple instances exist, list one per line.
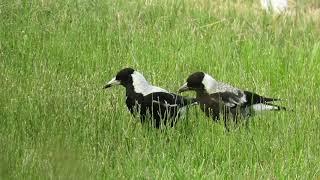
(1, 0), (320, 178)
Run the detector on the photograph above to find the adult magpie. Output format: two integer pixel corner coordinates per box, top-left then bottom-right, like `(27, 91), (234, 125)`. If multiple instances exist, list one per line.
(104, 68), (196, 128)
(178, 72), (286, 123)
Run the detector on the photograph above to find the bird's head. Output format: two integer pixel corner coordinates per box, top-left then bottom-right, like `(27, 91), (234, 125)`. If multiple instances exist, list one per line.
(104, 67), (150, 91)
(104, 68), (135, 89)
(178, 72), (216, 94)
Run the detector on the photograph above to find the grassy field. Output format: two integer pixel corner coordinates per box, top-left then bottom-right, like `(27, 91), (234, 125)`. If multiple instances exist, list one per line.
(1, 0), (320, 179)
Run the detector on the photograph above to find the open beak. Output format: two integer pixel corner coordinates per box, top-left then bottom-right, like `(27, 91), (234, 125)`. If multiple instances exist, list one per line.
(178, 83), (190, 93)
(104, 77), (120, 89)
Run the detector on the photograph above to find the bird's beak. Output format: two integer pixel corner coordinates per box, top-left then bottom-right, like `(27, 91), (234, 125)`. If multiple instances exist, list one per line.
(104, 77), (120, 89)
(178, 83), (190, 93)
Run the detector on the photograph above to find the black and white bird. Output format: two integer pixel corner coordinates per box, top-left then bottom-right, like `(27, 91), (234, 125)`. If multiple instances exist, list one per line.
(104, 68), (196, 128)
(178, 72), (286, 123)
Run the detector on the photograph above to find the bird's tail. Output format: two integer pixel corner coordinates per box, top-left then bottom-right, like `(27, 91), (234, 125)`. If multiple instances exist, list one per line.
(262, 97), (284, 102)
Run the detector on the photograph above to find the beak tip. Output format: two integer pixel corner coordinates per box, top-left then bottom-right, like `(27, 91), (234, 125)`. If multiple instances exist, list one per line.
(104, 78), (120, 89)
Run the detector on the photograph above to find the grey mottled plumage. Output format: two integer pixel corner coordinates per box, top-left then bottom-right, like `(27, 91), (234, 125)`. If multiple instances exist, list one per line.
(178, 72), (286, 127)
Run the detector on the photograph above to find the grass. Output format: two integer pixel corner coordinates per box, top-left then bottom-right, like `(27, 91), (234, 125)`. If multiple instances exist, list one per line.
(1, 0), (320, 179)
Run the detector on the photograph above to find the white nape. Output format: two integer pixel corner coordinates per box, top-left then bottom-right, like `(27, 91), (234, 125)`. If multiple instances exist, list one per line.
(131, 71), (167, 96)
(202, 74), (219, 94)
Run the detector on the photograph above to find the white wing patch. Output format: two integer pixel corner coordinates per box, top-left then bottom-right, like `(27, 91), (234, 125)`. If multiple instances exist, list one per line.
(131, 71), (168, 96)
(232, 92), (247, 105)
(225, 98), (241, 107)
(229, 97), (239, 105)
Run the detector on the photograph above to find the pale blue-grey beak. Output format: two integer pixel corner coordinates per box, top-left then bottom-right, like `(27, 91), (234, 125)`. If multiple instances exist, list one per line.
(104, 77), (120, 89)
(178, 83), (190, 93)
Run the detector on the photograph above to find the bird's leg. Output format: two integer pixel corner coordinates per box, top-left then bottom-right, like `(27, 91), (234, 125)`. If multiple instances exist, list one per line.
(245, 117), (250, 130)
(224, 116), (230, 132)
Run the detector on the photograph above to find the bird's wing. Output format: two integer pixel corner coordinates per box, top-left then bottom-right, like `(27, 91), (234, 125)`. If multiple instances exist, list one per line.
(142, 92), (196, 121)
(210, 90), (246, 108)
(211, 90), (282, 108)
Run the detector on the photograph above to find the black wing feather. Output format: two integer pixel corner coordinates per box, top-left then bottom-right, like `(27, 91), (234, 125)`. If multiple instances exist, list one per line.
(141, 92), (196, 128)
(210, 91), (244, 108)
(243, 91), (280, 106)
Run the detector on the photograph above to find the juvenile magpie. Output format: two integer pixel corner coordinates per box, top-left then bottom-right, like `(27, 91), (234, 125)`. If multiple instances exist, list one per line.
(104, 68), (196, 128)
(178, 72), (286, 123)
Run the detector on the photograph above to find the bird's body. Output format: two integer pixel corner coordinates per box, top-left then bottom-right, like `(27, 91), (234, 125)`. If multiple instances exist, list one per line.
(141, 92), (196, 127)
(178, 72), (286, 126)
(104, 68), (195, 128)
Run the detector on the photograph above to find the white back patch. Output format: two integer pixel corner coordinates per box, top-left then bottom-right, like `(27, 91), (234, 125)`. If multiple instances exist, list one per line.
(131, 71), (168, 96)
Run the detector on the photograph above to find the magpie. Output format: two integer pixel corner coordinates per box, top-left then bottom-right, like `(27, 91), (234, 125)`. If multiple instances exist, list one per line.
(178, 72), (286, 125)
(104, 68), (196, 128)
